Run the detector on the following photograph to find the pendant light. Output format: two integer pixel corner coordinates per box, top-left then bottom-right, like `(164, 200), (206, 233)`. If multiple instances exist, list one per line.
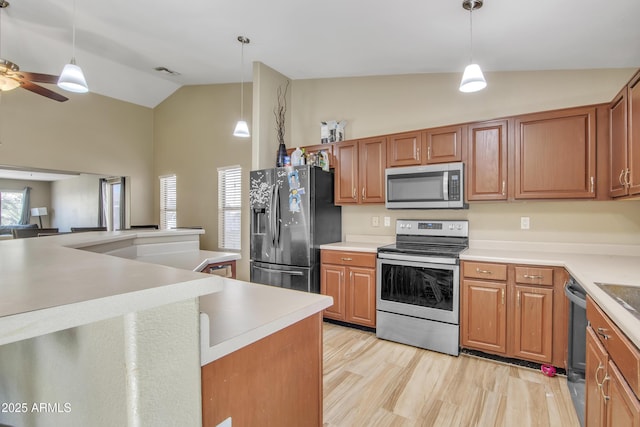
(57, 0), (88, 93)
(459, 0), (486, 93)
(233, 36), (250, 138)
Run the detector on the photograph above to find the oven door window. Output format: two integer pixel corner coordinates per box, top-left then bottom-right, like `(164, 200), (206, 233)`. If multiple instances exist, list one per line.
(377, 258), (459, 324)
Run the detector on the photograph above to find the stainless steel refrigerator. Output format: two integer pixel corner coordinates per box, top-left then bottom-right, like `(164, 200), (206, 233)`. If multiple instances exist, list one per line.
(250, 165), (341, 293)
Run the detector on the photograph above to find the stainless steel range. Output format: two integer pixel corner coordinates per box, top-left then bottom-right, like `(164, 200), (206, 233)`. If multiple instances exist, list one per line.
(376, 219), (469, 356)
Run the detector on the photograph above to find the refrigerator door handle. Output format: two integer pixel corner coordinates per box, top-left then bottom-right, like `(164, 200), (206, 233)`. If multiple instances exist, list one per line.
(253, 265), (304, 276)
(274, 184), (282, 248)
(270, 183), (277, 247)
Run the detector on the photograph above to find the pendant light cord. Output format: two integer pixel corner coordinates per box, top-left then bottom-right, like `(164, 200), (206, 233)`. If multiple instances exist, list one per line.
(239, 40), (244, 120)
(71, 0), (77, 60)
(468, 2), (474, 64)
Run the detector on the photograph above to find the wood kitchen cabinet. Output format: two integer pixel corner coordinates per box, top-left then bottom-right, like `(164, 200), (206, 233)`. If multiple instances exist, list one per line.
(386, 131), (422, 167)
(461, 261), (566, 367)
(610, 70), (640, 198)
(423, 125), (463, 164)
(514, 106), (597, 199)
(334, 137), (386, 205)
(466, 119), (509, 201)
(321, 250), (376, 328)
(585, 297), (640, 427)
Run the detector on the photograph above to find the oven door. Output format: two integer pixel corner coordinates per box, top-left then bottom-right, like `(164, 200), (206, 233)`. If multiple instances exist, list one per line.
(377, 256), (459, 325)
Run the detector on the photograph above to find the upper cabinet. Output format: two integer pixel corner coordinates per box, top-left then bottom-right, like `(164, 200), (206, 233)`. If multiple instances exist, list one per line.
(423, 125), (463, 164)
(514, 106), (597, 199)
(610, 70), (640, 198)
(334, 137), (386, 205)
(386, 131), (422, 167)
(466, 120), (509, 201)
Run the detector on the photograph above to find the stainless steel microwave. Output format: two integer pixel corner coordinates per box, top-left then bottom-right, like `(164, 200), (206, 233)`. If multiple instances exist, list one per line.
(385, 162), (467, 209)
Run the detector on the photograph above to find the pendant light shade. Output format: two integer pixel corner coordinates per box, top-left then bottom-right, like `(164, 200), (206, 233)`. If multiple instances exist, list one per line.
(459, 63), (486, 93)
(233, 36), (250, 138)
(233, 120), (250, 138)
(58, 59), (88, 93)
(58, 0), (88, 94)
(459, 0), (486, 93)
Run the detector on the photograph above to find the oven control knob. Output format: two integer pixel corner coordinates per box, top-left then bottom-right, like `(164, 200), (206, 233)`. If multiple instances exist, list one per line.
(400, 224), (405, 229)
(449, 224), (454, 230)
(456, 225), (463, 230)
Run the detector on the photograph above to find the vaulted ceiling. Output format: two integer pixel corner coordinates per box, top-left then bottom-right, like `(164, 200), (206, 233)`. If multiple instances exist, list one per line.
(2, 0), (639, 108)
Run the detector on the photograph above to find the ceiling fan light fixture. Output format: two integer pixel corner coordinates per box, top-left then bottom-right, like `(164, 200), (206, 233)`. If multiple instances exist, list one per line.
(57, 59), (88, 93)
(0, 75), (19, 91)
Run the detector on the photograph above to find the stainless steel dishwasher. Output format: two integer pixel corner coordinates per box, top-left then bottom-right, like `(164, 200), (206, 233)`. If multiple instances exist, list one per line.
(565, 277), (587, 427)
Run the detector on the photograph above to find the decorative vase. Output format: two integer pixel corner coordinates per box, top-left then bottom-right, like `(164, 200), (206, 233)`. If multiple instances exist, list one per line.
(276, 142), (287, 167)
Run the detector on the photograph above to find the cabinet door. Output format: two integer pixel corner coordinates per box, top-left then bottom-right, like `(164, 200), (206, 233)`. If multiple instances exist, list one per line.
(586, 327), (608, 427)
(514, 107), (596, 199)
(629, 71), (640, 196)
(346, 267), (376, 328)
(358, 137), (386, 203)
(461, 280), (507, 354)
(606, 360), (640, 427)
(334, 140), (359, 204)
(423, 125), (463, 164)
(512, 285), (553, 363)
(320, 264), (346, 321)
(610, 88), (629, 198)
(467, 120), (508, 201)
(387, 132), (422, 167)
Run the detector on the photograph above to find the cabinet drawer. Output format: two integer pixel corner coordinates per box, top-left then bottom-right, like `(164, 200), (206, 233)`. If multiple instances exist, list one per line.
(587, 296), (640, 399)
(463, 261), (507, 281)
(515, 266), (553, 286)
(321, 250), (376, 268)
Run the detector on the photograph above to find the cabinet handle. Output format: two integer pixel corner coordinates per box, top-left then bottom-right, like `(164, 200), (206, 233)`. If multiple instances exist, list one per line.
(501, 289), (505, 305)
(362, 187), (366, 200)
(341, 257), (353, 261)
(517, 291), (520, 307)
(416, 146), (421, 160)
(350, 271), (353, 281)
(502, 180), (506, 196)
(597, 327), (611, 340)
(590, 176), (594, 193)
(428, 145), (432, 160)
(619, 169), (626, 186)
(523, 274), (544, 280)
(595, 363), (605, 387)
(624, 168), (631, 188)
(600, 374), (611, 403)
(352, 187), (357, 199)
(476, 268), (492, 274)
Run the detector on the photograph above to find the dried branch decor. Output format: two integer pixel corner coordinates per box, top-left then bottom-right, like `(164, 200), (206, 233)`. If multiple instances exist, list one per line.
(274, 80), (290, 145)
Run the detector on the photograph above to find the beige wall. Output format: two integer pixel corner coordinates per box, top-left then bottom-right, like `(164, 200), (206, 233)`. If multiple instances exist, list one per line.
(252, 62), (292, 170)
(0, 89), (155, 226)
(289, 68), (640, 245)
(154, 83), (252, 280)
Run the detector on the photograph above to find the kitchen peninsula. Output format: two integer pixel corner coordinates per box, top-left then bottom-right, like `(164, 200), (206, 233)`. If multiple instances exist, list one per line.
(0, 229), (331, 427)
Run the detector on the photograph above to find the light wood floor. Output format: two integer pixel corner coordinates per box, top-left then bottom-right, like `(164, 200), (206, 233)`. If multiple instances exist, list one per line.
(323, 322), (580, 427)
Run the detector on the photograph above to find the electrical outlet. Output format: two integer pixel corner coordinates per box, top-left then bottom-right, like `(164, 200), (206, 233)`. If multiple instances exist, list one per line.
(371, 216), (380, 227)
(384, 216), (391, 227)
(520, 217), (530, 230)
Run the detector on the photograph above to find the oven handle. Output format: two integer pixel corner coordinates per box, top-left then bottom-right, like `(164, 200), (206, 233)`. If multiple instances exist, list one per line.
(377, 252), (458, 265)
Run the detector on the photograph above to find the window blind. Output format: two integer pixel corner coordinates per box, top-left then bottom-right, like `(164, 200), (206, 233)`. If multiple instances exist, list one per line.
(218, 166), (241, 250)
(160, 174), (177, 230)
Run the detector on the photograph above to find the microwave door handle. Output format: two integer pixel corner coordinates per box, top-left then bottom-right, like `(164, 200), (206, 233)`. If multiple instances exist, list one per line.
(442, 171), (449, 200)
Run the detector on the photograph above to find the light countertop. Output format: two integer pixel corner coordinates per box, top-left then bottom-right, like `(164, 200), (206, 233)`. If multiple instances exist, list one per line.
(134, 250), (240, 272)
(462, 241), (640, 350)
(199, 281), (332, 365)
(0, 229), (225, 346)
(320, 234), (394, 253)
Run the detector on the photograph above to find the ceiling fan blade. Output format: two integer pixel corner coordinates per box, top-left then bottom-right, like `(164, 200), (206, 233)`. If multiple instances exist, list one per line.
(18, 71), (59, 85)
(20, 81), (68, 102)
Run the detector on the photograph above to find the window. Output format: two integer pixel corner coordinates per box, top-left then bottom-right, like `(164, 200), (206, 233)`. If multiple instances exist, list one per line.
(160, 174), (177, 230)
(0, 190), (25, 225)
(218, 166), (241, 250)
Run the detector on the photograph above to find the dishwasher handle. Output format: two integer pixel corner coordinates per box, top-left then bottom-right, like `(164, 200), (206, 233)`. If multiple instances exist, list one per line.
(565, 279), (587, 309)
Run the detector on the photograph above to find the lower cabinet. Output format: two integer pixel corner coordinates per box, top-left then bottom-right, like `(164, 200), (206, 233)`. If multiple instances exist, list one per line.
(321, 250), (376, 328)
(585, 296), (640, 427)
(460, 261), (566, 367)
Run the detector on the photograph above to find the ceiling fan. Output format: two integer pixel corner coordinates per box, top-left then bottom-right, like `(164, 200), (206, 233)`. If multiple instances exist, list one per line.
(0, 1), (68, 102)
